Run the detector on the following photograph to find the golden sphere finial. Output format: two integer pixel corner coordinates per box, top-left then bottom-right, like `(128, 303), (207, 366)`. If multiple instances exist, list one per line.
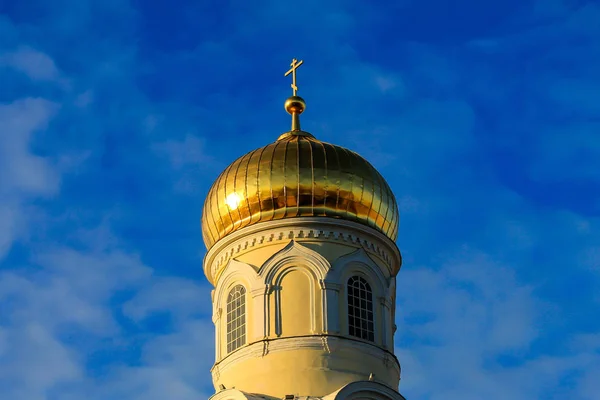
(283, 59), (306, 132)
(284, 95), (306, 132)
(285, 95), (306, 115)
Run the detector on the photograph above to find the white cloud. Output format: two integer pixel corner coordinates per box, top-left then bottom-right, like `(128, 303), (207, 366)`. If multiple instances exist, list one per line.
(0, 204), (20, 259)
(0, 98), (61, 197)
(0, 97), (61, 259)
(74, 90), (94, 108)
(123, 277), (212, 323)
(396, 250), (540, 398)
(0, 223), (213, 399)
(140, 319), (215, 387)
(84, 365), (210, 400)
(0, 46), (61, 82)
(1, 2), (598, 400)
(396, 244), (600, 399)
(375, 76), (396, 92)
(0, 24), (215, 400)
(153, 134), (213, 169)
(152, 134), (217, 194)
(0, 323), (82, 400)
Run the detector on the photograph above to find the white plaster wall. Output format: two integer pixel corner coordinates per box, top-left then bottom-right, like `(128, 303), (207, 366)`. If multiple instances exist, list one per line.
(206, 218), (403, 398)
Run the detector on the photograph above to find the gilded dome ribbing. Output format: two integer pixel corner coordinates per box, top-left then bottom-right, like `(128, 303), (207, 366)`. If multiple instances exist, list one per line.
(201, 133), (399, 249)
(201, 59), (398, 248)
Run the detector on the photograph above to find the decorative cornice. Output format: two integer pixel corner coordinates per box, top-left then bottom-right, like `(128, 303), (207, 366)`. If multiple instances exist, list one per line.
(321, 336), (331, 354)
(323, 381), (406, 400)
(209, 388), (276, 400)
(321, 281), (341, 291)
(203, 218), (402, 285)
(212, 335), (401, 379)
(260, 240), (330, 282)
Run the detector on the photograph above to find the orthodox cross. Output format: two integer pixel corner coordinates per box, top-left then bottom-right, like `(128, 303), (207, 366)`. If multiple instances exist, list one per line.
(284, 58), (304, 96)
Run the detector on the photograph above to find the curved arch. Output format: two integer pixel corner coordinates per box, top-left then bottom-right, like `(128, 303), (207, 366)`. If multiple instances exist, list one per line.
(327, 248), (388, 297)
(259, 240), (330, 284)
(327, 249), (394, 347)
(325, 381), (406, 400)
(274, 264), (318, 335)
(213, 259), (261, 316)
(213, 259), (262, 360)
(273, 264), (319, 290)
(259, 241), (329, 336)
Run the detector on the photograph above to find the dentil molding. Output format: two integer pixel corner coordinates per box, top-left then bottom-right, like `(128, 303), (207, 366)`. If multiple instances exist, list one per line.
(203, 218), (402, 285)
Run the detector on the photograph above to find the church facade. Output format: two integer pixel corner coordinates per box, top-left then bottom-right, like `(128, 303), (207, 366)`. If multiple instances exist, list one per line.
(201, 60), (405, 400)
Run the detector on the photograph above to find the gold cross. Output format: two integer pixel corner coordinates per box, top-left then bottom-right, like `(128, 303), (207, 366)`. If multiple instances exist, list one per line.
(284, 58), (304, 96)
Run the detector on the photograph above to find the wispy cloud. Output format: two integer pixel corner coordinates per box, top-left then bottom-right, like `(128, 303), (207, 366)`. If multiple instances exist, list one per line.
(0, 97), (60, 259)
(0, 0), (598, 399)
(0, 98), (60, 196)
(0, 46), (61, 82)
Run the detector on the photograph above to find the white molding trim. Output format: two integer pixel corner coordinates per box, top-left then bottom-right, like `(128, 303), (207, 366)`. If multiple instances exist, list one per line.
(260, 241), (329, 335)
(329, 248), (393, 347)
(208, 383), (405, 400)
(323, 381), (406, 400)
(209, 388), (275, 400)
(213, 259), (264, 358)
(328, 248), (389, 293)
(260, 240), (330, 282)
(203, 218), (401, 285)
(213, 259), (263, 314)
(212, 335), (401, 381)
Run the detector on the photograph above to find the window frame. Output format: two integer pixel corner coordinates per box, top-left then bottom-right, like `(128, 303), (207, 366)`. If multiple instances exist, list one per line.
(226, 284), (247, 353)
(346, 275), (375, 342)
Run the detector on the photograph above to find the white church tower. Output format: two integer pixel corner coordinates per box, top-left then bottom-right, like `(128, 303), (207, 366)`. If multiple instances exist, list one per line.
(201, 59), (405, 400)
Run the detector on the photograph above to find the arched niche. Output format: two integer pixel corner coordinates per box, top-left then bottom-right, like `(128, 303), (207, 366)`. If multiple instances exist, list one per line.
(213, 259), (262, 316)
(327, 248), (388, 295)
(259, 240), (330, 336)
(259, 240), (330, 283)
(326, 248), (393, 348)
(324, 381), (406, 400)
(213, 259), (262, 359)
(274, 266), (317, 336)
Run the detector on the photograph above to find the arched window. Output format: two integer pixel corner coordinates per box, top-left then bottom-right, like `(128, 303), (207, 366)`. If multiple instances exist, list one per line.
(347, 276), (374, 341)
(226, 285), (246, 353)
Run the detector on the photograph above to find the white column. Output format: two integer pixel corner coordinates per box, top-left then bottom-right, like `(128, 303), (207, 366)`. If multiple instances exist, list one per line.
(250, 287), (266, 341)
(322, 281), (341, 334)
(212, 308), (222, 361)
(379, 298), (388, 349)
(380, 298), (393, 350)
(274, 284), (282, 336)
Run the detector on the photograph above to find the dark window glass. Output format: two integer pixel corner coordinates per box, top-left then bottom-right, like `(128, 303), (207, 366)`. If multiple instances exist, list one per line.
(226, 285), (247, 353)
(347, 276), (375, 342)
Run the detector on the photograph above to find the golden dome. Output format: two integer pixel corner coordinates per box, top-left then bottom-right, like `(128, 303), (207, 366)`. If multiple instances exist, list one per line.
(202, 60), (398, 249)
(201, 130), (399, 249)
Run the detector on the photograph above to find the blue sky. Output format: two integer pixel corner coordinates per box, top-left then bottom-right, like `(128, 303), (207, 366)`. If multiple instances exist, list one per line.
(0, 0), (599, 399)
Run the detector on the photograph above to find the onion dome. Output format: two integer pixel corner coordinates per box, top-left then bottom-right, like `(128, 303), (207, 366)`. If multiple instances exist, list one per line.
(201, 60), (399, 249)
